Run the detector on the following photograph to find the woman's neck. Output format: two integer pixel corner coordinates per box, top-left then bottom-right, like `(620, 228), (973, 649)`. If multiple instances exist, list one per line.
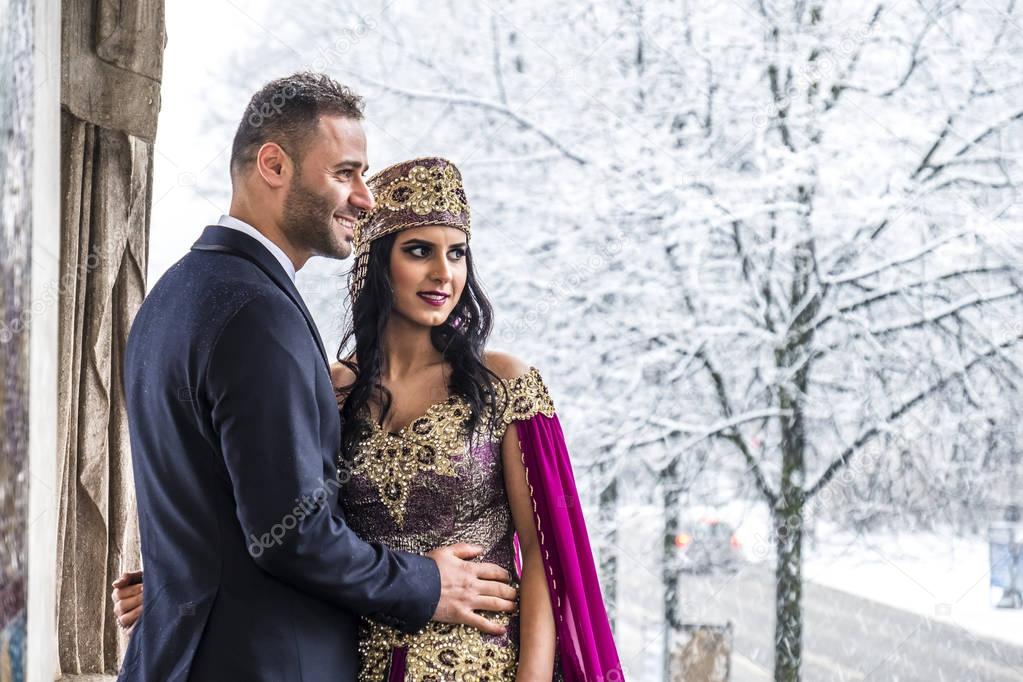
(380, 315), (445, 381)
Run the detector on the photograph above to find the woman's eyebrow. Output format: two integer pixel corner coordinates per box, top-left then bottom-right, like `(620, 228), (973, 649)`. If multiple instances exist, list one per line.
(400, 238), (468, 248)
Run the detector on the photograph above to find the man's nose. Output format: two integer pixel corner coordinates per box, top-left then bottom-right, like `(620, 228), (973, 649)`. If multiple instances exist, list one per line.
(350, 175), (375, 212)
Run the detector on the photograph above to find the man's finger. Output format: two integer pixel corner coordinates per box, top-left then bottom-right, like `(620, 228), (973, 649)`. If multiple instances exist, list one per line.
(119, 609), (141, 629)
(448, 543), (484, 560)
(115, 583), (143, 600)
(114, 599), (139, 616)
(457, 611), (507, 636)
(120, 594), (144, 613)
(111, 570), (143, 588)
(473, 562), (510, 583)
(474, 580), (517, 602)
(471, 596), (518, 613)
(122, 603), (143, 621)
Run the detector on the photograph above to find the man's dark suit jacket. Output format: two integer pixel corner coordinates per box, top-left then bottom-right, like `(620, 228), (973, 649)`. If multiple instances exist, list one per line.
(118, 225), (440, 681)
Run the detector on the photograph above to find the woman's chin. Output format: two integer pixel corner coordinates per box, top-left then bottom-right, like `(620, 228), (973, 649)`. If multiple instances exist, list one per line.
(422, 310), (452, 327)
(395, 305), (453, 329)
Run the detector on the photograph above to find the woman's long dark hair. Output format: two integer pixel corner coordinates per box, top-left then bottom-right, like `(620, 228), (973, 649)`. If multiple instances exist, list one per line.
(337, 231), (502, 458)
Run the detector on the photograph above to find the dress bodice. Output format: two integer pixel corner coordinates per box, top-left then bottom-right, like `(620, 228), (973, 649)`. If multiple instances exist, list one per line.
(339, 368), (555, 681)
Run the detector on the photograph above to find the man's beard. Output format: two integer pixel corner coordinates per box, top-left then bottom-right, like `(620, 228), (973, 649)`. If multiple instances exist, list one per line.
(280, 172), (352, 260)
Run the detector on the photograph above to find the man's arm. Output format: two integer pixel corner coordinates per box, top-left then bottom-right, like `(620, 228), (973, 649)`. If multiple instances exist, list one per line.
(206, 293), (438, 633)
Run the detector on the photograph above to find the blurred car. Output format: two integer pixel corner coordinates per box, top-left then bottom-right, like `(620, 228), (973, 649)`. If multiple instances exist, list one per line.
(674, 518), (742, 574)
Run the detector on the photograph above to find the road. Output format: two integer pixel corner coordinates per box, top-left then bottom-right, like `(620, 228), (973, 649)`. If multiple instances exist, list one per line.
(678, 564), (1023, 682)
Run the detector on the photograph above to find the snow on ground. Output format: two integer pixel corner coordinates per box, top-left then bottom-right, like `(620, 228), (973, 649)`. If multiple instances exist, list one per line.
(614, 504), (669, 682)
(683, 502), (1023, 648)
(802, 523), (1023, 648)
(612, 502), (1023, 682)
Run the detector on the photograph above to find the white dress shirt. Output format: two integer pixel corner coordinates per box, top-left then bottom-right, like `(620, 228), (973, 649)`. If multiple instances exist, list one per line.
(217, 214), (297, 283)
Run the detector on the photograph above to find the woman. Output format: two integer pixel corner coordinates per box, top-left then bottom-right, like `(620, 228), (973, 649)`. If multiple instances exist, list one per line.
(114, 157), (622, 681)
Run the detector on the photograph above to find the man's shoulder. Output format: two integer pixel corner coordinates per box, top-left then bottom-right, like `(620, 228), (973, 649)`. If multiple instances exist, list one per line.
(159, 250), (291, 308)
(178, 246), (283, 287)
(139, 250), (301, 348)
(214, 287), (310, 351)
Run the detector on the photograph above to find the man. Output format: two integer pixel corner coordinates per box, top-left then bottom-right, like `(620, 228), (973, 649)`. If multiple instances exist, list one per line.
(115, 72), (517, 681)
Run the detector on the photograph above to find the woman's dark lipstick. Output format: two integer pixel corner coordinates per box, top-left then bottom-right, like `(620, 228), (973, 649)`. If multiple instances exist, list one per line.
(417, 291), (450, 307)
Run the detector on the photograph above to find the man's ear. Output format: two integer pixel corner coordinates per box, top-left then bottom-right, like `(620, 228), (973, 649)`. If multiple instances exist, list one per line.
(255, 142), (291, 189)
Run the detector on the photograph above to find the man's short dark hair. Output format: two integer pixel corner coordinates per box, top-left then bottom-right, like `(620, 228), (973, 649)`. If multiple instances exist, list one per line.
(230, 72), (365, 178)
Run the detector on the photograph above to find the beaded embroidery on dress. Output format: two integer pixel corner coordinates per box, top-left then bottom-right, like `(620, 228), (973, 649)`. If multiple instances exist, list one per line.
(340, 368), (555, 681)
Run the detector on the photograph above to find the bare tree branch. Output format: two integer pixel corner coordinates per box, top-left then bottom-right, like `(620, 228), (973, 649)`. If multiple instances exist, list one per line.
(349, 72), (590, 165)
(807, 331), (1023, 499)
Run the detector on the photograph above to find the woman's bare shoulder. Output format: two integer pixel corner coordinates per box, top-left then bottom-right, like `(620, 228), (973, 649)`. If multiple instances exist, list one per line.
(330, 361), (357, 391)
(483, 349), (532, 381)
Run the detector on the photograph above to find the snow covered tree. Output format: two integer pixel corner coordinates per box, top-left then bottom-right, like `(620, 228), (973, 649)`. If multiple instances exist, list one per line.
(222, 1), (1023, 678)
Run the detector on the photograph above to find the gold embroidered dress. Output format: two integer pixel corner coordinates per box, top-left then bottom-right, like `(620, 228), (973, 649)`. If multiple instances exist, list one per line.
(340, 368), (555, 681)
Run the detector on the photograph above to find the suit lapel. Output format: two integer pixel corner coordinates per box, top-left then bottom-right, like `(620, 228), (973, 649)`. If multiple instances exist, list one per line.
(191, 225), (331, 371)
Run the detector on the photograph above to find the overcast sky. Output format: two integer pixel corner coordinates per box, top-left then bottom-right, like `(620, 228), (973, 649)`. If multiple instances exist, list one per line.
(149, 0), (273, 285)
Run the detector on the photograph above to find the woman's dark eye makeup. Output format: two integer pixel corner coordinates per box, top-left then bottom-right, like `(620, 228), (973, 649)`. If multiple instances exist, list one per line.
(404, 245), (431, 257)
(403, 243), (467, 259)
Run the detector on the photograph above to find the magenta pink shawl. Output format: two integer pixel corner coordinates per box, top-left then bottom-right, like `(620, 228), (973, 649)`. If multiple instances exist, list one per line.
(513, 412), (624, 681)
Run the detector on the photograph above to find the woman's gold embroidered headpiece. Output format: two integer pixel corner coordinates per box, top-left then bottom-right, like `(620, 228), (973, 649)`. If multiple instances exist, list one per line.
(349, 157), (471, 301)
